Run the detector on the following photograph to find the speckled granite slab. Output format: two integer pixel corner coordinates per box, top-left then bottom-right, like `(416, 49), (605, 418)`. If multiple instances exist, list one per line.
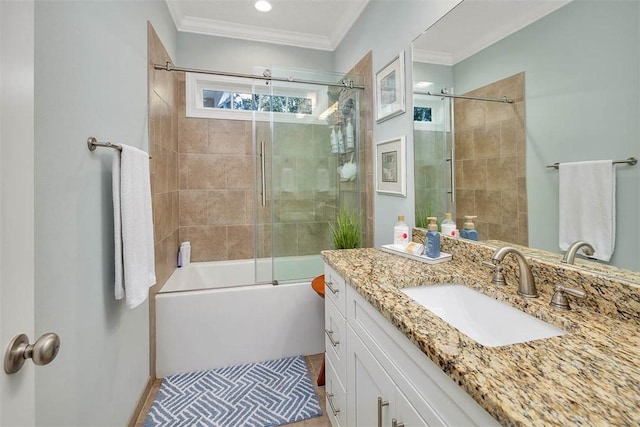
(321, 241), (640, 425)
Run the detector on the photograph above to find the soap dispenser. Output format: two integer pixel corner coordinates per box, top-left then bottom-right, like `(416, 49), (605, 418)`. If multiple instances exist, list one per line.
(441, 213), (456, 237)
(426, 217), (441, 258)
(461, 216), (478, 241)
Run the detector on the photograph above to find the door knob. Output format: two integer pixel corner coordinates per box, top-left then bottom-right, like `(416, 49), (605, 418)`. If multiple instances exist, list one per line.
(4, 333), (60, 374)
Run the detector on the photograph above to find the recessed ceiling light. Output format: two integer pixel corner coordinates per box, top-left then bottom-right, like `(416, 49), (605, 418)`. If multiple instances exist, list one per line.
(255, 0), (272, 12)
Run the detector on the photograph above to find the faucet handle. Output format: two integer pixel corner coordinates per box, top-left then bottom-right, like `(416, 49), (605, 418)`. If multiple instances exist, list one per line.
(550, 284), (586, 311)
(482, 261), (506, 286)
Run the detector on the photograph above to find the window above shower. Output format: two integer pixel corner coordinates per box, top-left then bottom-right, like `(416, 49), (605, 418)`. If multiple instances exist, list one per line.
(185, 72), (329, 124)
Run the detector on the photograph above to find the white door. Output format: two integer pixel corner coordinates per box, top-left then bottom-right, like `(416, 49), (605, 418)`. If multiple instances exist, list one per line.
(0, 0), (36, 424)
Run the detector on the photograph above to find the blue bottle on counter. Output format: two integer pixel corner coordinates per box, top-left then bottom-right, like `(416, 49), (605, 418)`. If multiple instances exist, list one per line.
(425, 217), (441, 258)
(461, 215), (478, 241)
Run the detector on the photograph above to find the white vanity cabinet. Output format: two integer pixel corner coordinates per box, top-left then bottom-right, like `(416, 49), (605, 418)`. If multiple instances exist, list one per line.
(324, 262), (499, 427)
(324, 264), (348, 426)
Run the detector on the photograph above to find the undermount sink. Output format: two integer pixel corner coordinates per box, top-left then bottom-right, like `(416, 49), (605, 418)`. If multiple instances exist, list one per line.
(401, 284), (566, 347)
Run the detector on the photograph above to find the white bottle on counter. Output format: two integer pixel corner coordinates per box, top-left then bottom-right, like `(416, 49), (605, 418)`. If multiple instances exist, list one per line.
(393, 215), (410, 248)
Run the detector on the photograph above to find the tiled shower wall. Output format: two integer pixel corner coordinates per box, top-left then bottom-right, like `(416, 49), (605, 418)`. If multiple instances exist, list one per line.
(454, 72), (528, 246)
(176, 73), (343, 262)
(148, 24), (179, 376)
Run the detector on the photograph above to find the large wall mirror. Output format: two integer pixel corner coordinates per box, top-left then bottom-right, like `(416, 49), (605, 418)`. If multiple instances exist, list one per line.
(412, 0), (640, 278)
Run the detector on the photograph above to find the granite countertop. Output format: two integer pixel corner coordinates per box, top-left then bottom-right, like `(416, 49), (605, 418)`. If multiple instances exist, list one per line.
(322, 247), (640, 426)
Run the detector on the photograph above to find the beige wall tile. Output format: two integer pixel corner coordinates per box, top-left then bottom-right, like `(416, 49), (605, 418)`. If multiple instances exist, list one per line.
(208, 119), (251, 155)
(184, 154), (226, 189)
(475, 189), (502, 223)
(455, 129), (474, 160)
(178, 117), (208, 153)
(456, 189), (475, 222)
(208, 190), (248, 225)
(501, 189), (519, 226)
(461, 159), (487, 190)
(455, 99), (486, 129)
(499, 119), (518, 156)
(225, 155), (254, 189)
(297, 222), (333, 255)
(153, 191), (172, 242)
(179, 190), (209, 226)
(227, 225), (255, 260)
(180, 226), (227, 262)
(486, 156), (517, 190)
(474, 125), (500, 159)
(273, 223), (298, 256)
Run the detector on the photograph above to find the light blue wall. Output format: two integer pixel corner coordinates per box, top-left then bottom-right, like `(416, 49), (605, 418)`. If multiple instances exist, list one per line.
(34, 1), (175, 425)
(334, 0), (462, 245)
(177, 33), (333, 74)
(453, 0), (640, 270)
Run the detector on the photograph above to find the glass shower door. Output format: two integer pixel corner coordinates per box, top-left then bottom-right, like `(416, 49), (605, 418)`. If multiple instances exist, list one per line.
(267, 68), (362, 284)
(414, 84), (454, 226)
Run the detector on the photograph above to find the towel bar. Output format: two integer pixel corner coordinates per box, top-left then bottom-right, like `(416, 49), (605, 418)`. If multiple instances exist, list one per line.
(546, 157), (637, 169)
(87, 137), (152, 159)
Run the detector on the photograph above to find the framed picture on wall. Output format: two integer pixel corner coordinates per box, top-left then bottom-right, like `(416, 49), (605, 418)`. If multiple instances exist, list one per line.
(375, 51), (406, 123)
(375, 136), (406, 197)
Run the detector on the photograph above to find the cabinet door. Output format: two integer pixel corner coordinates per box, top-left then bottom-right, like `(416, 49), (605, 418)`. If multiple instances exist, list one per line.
(394, 387), (432, 427)
(347, 326), (396, 427)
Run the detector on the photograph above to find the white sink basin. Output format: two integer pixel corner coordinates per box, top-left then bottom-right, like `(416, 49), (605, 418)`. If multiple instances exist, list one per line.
(401, 284), (566, 347)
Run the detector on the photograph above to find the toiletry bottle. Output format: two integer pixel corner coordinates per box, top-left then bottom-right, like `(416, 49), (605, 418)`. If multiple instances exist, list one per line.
(345, 118), (355, 151)
(330, 126), (339, 154)
(337, 125), (345, 153)
(426, 217), (441, 258)
(461, 216), (479, 241)
(180, 241), (191, 267)
(441, 213), (456, 237)
(393, 215), (409, 248)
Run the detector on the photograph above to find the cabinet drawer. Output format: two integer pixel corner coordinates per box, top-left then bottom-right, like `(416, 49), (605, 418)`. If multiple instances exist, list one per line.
(325, 298), (346, 385)
(325, 356), (347, 427)
(324, 264), (347, 316)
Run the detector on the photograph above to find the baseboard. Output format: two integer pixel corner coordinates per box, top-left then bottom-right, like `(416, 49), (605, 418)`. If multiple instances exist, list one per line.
(127, 376), (154, 427)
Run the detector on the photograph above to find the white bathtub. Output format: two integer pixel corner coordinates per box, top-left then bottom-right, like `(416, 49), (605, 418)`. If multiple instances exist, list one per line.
(155, 256), (326, 377)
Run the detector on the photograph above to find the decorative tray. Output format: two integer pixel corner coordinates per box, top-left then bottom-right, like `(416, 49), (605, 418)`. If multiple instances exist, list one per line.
(379, 244), (452, 265)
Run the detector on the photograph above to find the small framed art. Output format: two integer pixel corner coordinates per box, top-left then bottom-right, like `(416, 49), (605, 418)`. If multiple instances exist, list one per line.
(375, 136), (406, 197)
(375, 51), (406, 122)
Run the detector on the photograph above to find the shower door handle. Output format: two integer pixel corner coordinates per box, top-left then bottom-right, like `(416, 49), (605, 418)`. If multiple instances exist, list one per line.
(260, 140), (266, 207)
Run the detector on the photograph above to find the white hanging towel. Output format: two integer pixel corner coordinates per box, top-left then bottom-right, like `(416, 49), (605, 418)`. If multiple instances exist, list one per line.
(559, 160), (615, 262)
(113, 145), (156, 308)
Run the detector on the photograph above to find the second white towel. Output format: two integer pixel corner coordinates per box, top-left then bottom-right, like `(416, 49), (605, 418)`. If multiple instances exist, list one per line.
(559, 160), (615, 262)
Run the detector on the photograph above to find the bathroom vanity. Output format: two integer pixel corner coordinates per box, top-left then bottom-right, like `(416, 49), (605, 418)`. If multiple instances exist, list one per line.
(321, 236), (640, 425)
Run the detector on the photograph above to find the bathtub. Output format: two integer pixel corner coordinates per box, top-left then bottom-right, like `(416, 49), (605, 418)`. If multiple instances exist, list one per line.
(155, 256), (326, 377)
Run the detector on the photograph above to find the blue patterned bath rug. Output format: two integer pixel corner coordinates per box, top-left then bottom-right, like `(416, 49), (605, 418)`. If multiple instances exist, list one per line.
(143, 355), (322, 427)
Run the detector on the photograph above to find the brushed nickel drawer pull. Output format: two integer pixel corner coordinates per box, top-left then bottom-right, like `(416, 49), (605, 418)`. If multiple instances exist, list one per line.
(377, 397), (389, 427)
(325, 328), (340, 347)
(325, 280), (339, 294)
(327, 392), (340, 416)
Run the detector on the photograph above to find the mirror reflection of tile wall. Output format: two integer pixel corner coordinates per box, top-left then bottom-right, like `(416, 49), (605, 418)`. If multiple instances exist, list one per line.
(454, 72), (528, 245)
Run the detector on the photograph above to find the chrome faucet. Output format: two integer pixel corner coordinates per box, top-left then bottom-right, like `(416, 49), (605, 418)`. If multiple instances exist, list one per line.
(562, 240), (595, 264)
(483, 246), (538, 298)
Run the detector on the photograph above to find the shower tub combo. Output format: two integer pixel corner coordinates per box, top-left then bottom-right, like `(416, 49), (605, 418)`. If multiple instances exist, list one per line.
(155, 256), (325, 377)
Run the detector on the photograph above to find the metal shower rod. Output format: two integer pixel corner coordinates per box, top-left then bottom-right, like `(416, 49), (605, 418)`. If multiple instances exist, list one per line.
(421, 89), (514, 104)
(153, 62), (365, 90)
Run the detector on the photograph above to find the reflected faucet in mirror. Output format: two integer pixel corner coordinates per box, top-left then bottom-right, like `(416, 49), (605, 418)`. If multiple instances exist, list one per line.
(411, 0), (640, 272)
(561, 241), (595, 265)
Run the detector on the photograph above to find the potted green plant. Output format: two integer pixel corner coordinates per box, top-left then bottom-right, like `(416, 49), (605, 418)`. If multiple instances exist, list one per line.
(330, 208), (362, 249)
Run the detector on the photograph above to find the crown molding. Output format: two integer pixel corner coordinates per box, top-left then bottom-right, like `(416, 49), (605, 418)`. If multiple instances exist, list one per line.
(176, 16), (334, 51)
(412, 49), (453, 66)
(164, 0), (370, 52)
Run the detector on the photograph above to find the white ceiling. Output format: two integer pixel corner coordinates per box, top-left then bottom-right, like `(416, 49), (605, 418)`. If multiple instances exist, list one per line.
(165, 0), (370, 51)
